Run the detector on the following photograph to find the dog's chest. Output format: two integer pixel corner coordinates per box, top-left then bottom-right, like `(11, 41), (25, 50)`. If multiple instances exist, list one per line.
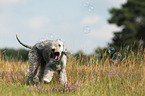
(47, 59), (62, 71)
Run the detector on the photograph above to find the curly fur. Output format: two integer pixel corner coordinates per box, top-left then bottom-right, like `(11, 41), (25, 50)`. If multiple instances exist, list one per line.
(16, 34), (67, 84)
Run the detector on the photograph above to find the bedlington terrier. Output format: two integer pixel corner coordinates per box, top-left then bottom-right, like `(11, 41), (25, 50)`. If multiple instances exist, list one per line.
(16, 34), (67, 85)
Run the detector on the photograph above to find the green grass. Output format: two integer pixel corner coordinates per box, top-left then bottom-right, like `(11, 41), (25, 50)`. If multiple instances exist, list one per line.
(0, 50), (145, 96)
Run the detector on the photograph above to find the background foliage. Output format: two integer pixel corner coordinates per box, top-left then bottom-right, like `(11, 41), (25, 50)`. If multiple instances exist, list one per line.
(108, 0), (145, 49)
(95, 0), (145, 57)
(0, 48), (29, 61)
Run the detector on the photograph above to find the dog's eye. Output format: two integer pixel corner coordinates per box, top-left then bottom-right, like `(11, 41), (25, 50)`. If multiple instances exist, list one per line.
(58, 44), (61, 47)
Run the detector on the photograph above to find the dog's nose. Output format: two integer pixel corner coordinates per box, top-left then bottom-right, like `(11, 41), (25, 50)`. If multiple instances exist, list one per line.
(52, 49), (55, 52)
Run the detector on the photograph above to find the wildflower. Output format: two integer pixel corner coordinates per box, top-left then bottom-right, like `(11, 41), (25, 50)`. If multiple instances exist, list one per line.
(67, 83), (71, 87)
(78, 82), (81, 87)
(75, 81), (81, 87)
(64, 87), (69, 91)
(34, 84), (36, 87)
(46, 87), (51, 91)
(54, 88), (58, 92)
(37, 86), (42, 90)
(28, 88), (33, 91)
(69, 87), (73, 90)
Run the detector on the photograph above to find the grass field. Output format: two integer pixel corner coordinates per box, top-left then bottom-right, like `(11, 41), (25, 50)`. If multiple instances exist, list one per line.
(0, 49), (145, 96)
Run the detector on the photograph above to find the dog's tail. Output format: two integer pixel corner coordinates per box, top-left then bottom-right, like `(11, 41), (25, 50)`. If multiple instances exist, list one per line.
(16, 34), (32, 49)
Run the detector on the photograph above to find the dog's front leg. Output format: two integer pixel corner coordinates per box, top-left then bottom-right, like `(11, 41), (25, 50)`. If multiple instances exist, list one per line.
(58, 55), (67, 85)
(58, 69), (67, 85)
(43, 66), (54, 83)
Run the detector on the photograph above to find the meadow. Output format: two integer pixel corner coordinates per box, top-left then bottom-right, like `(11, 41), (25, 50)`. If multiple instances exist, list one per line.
(0, 49), (145, 96)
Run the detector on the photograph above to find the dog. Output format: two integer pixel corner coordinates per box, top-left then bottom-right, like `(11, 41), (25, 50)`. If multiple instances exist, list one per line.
(16, 34), (67, 84)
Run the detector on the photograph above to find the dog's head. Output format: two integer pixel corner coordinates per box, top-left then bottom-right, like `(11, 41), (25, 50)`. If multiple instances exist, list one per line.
(49, 39), (67, 60)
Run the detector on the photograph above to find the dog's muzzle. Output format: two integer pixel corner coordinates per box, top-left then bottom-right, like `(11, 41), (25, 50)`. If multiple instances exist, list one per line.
(50, 52), (60, 60)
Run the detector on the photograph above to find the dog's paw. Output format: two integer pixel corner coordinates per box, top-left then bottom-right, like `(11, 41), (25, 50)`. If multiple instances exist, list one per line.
(43, 78), (51, 84)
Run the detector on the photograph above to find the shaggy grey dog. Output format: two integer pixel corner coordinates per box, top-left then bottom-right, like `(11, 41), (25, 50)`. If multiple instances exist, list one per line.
(16, 34), (67, 84)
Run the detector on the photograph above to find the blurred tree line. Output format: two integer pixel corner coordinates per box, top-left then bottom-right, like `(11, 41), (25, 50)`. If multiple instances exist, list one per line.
(0, 48), (94, 62)
(0, 48), (29, 61)
(0, 48), (92, 62)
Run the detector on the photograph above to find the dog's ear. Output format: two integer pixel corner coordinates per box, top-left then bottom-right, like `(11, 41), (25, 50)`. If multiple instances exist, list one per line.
(63, 44), (67, 53)
(36, 43), (44, 50)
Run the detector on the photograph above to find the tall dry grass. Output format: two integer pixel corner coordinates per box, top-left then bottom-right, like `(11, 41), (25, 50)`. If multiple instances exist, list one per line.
(0, 49), (145, 96)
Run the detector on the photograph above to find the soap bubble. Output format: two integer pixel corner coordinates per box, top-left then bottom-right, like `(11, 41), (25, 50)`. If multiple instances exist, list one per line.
(83, 26), (91, 34)
(67, 52), (73, 57)
(108, 47), (115, 54)
(44, 33), (54, 39)
(33, 76), (39, 82)
(48, 33), (54, 38)
(88, 5), (94, 12)
(21, 64), (29, 76)
(40, 33), (54, 41)
(83, 1), (90, 8)
(83, 0), (94, 12)
(112, 52), (122, 63)
(125, 45), (130, 50)
(21, 64), (27, 72)
(24, 69), (29, 76)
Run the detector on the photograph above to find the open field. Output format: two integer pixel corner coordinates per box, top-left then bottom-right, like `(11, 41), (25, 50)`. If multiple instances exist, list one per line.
(0, 50), (145, 96)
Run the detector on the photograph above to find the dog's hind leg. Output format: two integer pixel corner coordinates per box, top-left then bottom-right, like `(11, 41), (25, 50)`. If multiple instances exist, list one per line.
(38, 59), (46, 82)
(27, 49), (41, 84)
